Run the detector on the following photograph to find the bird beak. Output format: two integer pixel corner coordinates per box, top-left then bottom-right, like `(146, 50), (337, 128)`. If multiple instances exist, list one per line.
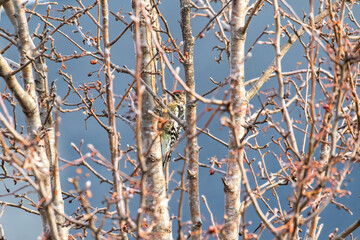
(164, 89), (175, 99)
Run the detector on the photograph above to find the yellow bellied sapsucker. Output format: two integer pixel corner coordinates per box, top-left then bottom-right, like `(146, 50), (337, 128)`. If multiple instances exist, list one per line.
(159, 90), (186, 169)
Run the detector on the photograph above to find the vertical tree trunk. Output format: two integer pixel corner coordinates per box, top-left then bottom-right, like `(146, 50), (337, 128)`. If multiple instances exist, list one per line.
(179, 0), (202, 239)
(3, 1), (67, 239)
(223, 1), (249, 239)
(7, 0), (68, 239)
(100, 1), (128, 239)
(133, 1), (171, 239)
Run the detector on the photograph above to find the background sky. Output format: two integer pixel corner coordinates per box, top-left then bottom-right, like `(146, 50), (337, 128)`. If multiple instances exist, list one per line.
(1, 0), (359, 239)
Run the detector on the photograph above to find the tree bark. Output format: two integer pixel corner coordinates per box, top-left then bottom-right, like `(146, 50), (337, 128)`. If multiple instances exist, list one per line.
(223, 0), (249, 239)
(180, 0), (202, 239)
(133, 0), (171, 239)
(0, 1), (66, 238)
(100, 0), (128, 239)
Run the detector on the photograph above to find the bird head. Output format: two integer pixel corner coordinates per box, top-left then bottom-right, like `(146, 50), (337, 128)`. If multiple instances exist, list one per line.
(165, 89), (186, 103)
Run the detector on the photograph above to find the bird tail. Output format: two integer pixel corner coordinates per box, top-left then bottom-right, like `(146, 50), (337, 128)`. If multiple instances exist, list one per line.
(162, 152), (172, 169)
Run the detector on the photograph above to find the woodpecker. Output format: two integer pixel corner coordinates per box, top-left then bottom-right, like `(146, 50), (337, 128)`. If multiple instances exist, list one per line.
(159, 89), (186, 169)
